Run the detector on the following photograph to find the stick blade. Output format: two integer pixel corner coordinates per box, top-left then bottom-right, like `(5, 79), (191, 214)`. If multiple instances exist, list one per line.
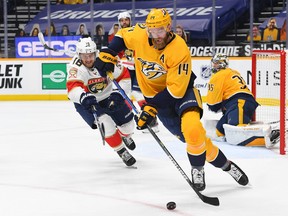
(201, 195), (220, 206)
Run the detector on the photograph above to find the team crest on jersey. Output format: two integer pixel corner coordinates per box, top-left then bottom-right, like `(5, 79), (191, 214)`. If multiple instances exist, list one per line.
(201, 65), (212, 80)
(137, 58), (166, 79)
(87, 77), (107, 93)
(68, 68), (78, 78)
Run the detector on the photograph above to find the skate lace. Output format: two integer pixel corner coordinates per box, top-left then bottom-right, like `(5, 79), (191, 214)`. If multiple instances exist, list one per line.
(192, 169), (204, 184)
(123, 137), (133, 145)
(228, 164), (242, 181)
(120, 150), (132, 162)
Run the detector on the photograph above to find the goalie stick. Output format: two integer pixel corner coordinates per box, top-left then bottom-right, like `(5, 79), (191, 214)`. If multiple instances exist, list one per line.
(107, 72), (220, 206)
(37, 32), (134, 67)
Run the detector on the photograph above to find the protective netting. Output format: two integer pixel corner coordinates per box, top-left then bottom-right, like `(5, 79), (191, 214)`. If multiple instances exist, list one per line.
(252, 50), (287, 154)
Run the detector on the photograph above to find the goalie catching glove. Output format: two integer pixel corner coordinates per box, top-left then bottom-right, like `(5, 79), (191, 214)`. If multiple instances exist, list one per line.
(135, 104), (158, 130)
(94, 48), (118, 77)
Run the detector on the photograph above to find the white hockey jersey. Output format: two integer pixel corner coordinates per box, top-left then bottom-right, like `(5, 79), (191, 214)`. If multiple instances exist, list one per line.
(66, 54), (113, 103)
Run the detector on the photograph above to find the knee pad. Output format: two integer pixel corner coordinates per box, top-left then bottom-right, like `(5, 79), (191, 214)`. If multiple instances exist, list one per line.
(181, 111), (206, 155)
(117, 119), (135, 136)
(98, 114), (116, 137)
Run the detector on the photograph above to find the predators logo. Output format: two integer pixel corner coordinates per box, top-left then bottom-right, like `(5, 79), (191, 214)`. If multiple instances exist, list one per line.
(87, 77), (108, 93)
(137, 58), (166, 79)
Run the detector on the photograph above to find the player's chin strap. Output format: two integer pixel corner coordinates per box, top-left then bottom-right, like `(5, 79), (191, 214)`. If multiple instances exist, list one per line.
(106, 71), (220, 206)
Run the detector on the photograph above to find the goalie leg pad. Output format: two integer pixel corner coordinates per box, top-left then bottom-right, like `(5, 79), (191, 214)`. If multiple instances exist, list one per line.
(223, 124), (271, 146)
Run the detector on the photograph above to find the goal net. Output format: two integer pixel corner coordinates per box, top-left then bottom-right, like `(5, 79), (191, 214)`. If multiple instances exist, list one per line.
(252, 50), (287, 155)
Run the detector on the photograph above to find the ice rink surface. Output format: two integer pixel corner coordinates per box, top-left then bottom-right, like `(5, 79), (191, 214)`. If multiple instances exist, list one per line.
(0, 101), (287, 216)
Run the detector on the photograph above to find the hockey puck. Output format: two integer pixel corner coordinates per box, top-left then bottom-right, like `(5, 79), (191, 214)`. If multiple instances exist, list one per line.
(166, 201), (176, 210)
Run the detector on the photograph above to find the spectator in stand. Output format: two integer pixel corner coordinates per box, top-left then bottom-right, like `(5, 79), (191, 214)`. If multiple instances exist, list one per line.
(280, 20), (286, 41)
(44, 22), (57, 36)
(108, 23), (119, 44)
(247, 25), (262, 41)
(94, 23), (107, 49)
(262, 18), (280, 41)
(15, 28), (26, 37)
(63, 0), (87, 4)
(55, 0), (64, 4)
(29, 24), (41, 37)
(76, 23), (89, 36)
(175, 25), (187, 43)
(60, 24), (71, 36)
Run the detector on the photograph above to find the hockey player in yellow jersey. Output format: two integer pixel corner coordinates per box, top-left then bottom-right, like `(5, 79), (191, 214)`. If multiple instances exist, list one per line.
(94, 8), (249, 191)
(206, 54), (280, 147)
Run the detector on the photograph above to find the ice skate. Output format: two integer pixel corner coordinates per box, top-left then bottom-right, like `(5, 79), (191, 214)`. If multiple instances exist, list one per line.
(191, 167), (206, 191)
(122, 136), (136, 150)
(224, 161), (249, 186)
(270, 129), (280, 144)
(265, 129), (280, 148)
(117, 147), (136, 166)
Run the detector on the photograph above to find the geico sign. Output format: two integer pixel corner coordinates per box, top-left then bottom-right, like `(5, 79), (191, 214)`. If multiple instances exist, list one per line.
(17, 40), (77, 57)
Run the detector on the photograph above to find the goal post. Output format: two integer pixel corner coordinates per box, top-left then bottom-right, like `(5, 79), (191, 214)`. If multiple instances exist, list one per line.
(252, 50), (287, 155)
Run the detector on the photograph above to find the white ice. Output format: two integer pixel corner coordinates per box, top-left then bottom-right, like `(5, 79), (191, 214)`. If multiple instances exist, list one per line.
(0, 101), (287, 216)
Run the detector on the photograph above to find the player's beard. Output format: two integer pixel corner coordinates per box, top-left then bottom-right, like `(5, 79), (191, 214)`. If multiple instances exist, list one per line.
(83, 61), (94, 69)
(152, 33), (171, 50)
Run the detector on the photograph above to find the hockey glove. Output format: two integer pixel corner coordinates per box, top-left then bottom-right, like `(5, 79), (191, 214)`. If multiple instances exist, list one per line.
(80, 92), (98, 111)
(94, 48), (118, 77)
(135, 104), (158, 129)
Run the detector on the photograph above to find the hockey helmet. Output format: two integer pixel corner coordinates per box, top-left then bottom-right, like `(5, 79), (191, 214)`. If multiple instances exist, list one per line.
(211, 53), (229, 73)
(145, 8), (171, 29)
(118, 11), (131, 22)
(118, 11), (132, 28)
(76, 37), (97, 55)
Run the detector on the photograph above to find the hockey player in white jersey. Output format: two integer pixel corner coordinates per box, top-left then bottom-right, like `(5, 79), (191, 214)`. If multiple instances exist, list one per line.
(66, 37), (136, 166)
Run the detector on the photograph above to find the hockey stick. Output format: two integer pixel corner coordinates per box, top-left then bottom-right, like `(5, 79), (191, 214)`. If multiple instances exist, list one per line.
(38, 32), (134, 67)
(92, 106), (106, 146)
(107, 72), (220, 206)
(38, 32), (76, 56)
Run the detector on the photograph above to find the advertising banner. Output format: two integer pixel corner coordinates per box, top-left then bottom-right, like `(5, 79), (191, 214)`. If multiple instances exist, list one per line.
(42, 63), (67, 89)
(0, 59), (69, 100)
(15, 35), (80, 58)
(1, 57), (279, 101)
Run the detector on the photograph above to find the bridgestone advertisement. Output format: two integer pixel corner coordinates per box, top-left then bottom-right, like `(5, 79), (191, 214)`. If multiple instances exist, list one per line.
(0, 57), (280, 100)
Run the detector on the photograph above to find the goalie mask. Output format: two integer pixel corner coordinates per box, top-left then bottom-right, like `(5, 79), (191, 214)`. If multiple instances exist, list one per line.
(76, 37), (97, 55)
(211, 54), (229, 73)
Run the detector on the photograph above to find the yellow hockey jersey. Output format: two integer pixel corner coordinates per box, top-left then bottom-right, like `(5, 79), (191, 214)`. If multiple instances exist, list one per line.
(115, 24), (191, 99)
(206, 68), (254, 111)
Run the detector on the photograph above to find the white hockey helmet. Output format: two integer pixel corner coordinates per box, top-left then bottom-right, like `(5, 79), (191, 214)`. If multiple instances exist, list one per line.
(118, 11), (131, 27)
(118, 11), (131, 21)
(211, 53), (229, 73)
(76, 37), (97, 55)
